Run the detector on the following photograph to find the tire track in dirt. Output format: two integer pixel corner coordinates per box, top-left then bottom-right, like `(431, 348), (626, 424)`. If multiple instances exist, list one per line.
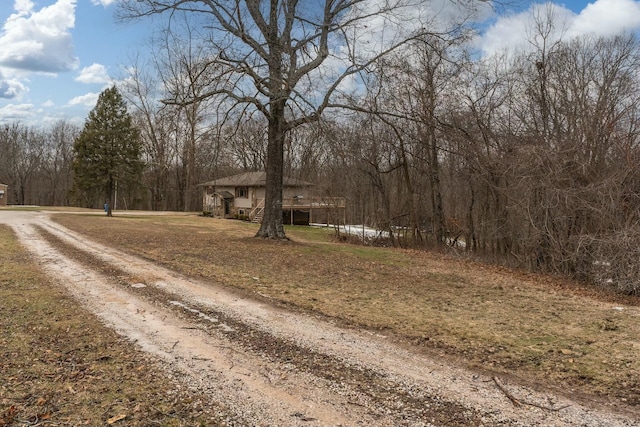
(33, 217), (481, 427)
(4, 211), (638, 427)
(35, 224), (483, 427)
(10, 218), (367, 426)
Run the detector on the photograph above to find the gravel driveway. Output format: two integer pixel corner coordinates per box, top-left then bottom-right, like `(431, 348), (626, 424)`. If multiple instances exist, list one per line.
(2, 210), (637, 427)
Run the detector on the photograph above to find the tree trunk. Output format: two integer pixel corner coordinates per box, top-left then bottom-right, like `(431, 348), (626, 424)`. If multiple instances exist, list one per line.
(107, 177), (114, 217)
(256, 98), (287, 239)
(398, 136), (422, 246)
(465, 184), (476, 252)
(427, 125), (445, 247)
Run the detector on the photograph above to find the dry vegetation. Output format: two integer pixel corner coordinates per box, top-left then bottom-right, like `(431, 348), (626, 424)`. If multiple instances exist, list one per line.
(0, 224), (237, 427)
(50, 212), (640, 411)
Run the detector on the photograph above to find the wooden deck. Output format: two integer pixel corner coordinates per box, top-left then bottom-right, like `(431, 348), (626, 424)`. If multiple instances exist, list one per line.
(282, 196), (346, 209)
(250, 197), (346, 224)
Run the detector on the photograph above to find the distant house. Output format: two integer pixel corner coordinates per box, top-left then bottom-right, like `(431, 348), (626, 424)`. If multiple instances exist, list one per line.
(0, 183), (7, 206)
(200, 171), (345, 225)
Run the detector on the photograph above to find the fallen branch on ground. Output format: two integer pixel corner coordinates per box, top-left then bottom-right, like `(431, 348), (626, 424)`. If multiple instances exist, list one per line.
(492, 377), (571, 412)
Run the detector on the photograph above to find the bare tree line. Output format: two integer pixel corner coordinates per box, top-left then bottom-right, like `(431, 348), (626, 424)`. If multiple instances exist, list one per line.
(0, 120), (77, 206)
(1, 13), (640, 291)
(310, 30), (640, 292)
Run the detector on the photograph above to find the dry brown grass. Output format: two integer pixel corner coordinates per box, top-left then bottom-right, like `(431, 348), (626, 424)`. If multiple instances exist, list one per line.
(0, 224), (235, 427)
(51, 213), (640, 408)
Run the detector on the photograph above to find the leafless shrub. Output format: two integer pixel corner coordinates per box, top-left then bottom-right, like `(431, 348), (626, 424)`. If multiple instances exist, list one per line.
(589, 228), (640, 295)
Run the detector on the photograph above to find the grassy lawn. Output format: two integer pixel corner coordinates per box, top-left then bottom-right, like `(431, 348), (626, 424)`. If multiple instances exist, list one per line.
(0, 224), (231, 427)
(50, 213), (640, 408)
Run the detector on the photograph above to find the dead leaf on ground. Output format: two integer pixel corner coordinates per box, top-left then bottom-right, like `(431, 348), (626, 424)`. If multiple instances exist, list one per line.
(107, 414), (127, 424)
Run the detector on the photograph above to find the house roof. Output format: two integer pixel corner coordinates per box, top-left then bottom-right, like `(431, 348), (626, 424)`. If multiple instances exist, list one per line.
(200, 171), (314, 188)
(215, 191), (235, 199)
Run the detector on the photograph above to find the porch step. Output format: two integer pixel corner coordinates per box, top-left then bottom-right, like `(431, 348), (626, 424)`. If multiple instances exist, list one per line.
(251, 208), (264, 223)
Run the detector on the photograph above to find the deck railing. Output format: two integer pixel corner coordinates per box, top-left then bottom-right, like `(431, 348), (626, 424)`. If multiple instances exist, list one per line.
(246, 197), (346, 223)
(281, 196), (346, 209)
(248, 198), (265, 222)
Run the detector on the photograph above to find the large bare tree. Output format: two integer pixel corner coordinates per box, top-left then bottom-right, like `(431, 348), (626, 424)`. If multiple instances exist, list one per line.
(119, 0), (471, 238)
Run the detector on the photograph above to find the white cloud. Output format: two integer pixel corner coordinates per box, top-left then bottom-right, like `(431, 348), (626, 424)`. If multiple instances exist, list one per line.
(41, 99), (54, 107)
(478, 13), (528, 57)
(0, 0), (79, 73)
(310, 0), (491, 99)
(479, 3), (574, 57)
(0, 103), (35, 121)
(91, 0), (117, 6)
(340, 0), (489, 61)
(76, 63), (111, 84)
(479, 0), (640, 57)
(569, 0), (640, 37)
(68, 92), (99, 107)
(0, 72), (28, 99)
(14, 0), (35, 15)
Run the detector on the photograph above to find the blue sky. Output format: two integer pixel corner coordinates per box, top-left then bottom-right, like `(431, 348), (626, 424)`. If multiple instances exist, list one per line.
(0, 0), (148, 126)
(0, 0), (639, 127)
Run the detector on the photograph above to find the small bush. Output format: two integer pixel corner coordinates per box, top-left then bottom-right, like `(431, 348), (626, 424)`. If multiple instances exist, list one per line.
(590, 228), (640, 295)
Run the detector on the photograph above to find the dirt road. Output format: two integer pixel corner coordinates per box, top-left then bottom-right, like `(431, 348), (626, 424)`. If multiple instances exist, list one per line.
(2, 210), (637, 426)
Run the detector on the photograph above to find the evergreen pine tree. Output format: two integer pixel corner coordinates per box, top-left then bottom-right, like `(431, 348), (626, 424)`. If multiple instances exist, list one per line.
(72, 86), (143, 216)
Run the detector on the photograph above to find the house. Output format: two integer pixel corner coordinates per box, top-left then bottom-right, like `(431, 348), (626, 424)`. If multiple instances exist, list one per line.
(200, 171), (345, 225)
(0, 183), (7, 206)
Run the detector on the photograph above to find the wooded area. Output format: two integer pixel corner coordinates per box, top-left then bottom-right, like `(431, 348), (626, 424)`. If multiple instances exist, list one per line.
(1, 4), (639, 291)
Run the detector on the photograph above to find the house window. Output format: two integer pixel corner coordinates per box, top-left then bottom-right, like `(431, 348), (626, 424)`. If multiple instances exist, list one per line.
(236, 186), (248, 198)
